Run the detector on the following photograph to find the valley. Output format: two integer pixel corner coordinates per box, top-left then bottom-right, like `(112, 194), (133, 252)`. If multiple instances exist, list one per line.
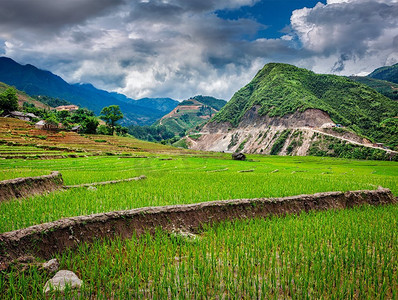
(0, 60), (397, 299)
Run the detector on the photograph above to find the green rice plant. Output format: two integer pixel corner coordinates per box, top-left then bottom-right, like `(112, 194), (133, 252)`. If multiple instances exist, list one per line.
(0, 155), (397, 232)
(1, 205), (396, 298)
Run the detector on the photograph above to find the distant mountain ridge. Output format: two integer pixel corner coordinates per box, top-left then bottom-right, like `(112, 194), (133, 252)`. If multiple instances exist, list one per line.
(0, 57), (178, 125)
(368, 63), (398, 84)
(349, 76), (398, 100)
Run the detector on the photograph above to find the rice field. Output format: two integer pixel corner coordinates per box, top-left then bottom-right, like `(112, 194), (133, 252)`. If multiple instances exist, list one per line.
(1, 204), (397, 299)
(0, 134), (397, 298)
(0, 155), (397, 233)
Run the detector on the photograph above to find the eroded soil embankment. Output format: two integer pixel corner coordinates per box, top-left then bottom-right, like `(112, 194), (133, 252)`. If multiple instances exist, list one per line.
(0, 188), (396, 268)
(0, 172), (63, 202)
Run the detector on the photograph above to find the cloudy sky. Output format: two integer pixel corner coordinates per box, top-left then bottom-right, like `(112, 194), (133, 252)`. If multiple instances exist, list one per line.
(1, 0), (397, 100)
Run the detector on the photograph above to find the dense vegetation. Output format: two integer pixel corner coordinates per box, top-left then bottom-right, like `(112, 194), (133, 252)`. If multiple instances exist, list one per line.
(309, 133), (397, 161)
(22, 103), (100, 134)
(368, 63), (398, 84)
(0, 88), (18, 112)
(213, 63), (398, 147)
(128, 124), (176, 142)
(349, 76), (398, 100)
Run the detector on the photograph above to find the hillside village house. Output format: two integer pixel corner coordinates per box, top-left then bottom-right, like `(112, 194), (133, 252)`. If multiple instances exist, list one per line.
(55, 105), (79, 112)
(35, 120), (60, 130)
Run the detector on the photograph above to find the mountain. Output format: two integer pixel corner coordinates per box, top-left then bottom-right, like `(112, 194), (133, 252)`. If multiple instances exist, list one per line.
(188, 63), (398, 159)
(349, 76), (398, 100)
(153, 96), (226, 135)
(0, 57), (175, 125)
(109, 93), (178, 113)
(368, 63), (398, 84)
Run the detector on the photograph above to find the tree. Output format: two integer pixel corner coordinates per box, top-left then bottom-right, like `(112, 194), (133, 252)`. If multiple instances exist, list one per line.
(0, 88), (19, 112)
(82, 116), (99, 134)
(100, 105), (123, 134)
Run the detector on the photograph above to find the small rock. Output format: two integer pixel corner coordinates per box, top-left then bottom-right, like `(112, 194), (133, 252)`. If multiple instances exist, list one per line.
(87, 186), (97, 191)
(43, 270), (83, 294)
(271, 169), (279, 173)
(42, 259), (59, 273)
(171, 230), (198, 242)
(232, 152), (246, 161)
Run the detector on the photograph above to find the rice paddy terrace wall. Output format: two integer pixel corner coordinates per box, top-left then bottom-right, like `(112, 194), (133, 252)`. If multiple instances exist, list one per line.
(0, 172), (63, 202)
(0, 188), (396, 268)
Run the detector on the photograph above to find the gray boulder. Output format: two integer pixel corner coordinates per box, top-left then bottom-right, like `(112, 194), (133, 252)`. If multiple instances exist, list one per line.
(43, 270), (82, 294)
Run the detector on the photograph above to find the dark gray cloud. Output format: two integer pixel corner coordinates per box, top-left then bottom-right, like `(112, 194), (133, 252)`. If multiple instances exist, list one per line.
(1, 0), (397, 100)
(0, 0), (124, 33)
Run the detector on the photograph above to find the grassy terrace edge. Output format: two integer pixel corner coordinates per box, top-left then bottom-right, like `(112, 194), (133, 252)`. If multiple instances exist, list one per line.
(1, 187), (395, 268)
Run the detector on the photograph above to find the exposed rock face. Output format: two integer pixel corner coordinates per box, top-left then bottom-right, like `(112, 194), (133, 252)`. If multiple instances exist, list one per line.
(43, 270), (83, 294)
(188, 107), (379, 156)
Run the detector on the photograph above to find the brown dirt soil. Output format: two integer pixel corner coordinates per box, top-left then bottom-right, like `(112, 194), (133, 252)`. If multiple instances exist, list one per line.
(64, 175), (147, 188)
(0, 172), (64, 202)
(0, 188), (395, 269)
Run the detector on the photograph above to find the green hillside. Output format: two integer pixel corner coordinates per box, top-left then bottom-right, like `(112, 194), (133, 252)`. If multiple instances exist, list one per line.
(213, 63), (398, 147)
(154, 97), (226, 136)
(349, 76), (398, 100)
(368, 63), (398, 84)
(191, 95), (227, 110)
(0, 81), (50, 110)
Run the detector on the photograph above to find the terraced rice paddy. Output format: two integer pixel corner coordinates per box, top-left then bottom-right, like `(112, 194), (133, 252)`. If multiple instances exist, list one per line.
(2, 205), (397, 299)
(0, 155), (397, 233)
(0, 119), (397, 298)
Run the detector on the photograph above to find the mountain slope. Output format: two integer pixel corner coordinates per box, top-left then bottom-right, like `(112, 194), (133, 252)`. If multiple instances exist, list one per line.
(0, 57), (169, 125)
(189, 63), (398, 159)
(213, 63), (397, 145)
(154, 96), (226, 135)
(368, 63), (398, 84)
(349, 76), (398, 100)
(109, 93), (178, 113)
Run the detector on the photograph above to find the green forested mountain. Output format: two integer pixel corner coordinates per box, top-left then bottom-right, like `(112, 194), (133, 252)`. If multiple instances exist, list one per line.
(368, 63), (398, 84)
(349, 76), (398, 100)
(212, 63), (398, 147)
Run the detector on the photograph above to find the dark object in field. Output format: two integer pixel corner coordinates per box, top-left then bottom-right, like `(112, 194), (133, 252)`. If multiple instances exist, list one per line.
(232, 152), (246, 161)
(0, 187), (395, 269)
